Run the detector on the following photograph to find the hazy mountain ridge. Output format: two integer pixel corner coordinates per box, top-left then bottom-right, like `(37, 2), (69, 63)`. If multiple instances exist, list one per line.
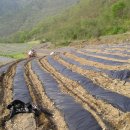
(0, 0), (32, 16)
(0, 0), (78, 37)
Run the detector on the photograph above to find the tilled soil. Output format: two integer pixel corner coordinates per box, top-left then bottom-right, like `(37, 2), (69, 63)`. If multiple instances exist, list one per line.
(40, 58), (130, 130)
(63, 52), (130, 70)
(54, 55), (130, 98)
(1, 43), (130, 130)
(78, 51), (129, 62)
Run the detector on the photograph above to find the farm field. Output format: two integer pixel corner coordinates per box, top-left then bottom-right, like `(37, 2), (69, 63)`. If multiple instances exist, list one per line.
(1, 43), (130, 130)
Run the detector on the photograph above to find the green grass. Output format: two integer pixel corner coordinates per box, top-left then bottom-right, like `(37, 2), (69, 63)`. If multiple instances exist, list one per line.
(0, 53), (26, 59)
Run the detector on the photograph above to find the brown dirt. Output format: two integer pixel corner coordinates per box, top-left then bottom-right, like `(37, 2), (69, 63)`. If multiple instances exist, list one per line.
(0, 73), (5, 103)
(0, 62), (17, 129)
(0, 73), (5, 129)
(5, 114), (36, 130)
(69, 33), (130, 47)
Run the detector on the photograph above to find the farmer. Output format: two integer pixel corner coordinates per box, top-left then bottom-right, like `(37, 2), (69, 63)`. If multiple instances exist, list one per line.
(28, 49), (37, 58)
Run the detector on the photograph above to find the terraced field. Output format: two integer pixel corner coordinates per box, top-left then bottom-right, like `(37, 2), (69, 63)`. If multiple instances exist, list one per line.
(1, 43), (130, 130)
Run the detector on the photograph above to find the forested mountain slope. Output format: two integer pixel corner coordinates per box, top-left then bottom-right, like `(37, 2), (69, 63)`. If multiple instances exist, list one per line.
(0, 0), (78, 37)
(1, 0), (130, 43)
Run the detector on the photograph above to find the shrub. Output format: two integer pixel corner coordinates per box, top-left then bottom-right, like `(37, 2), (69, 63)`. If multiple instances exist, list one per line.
(105, 26), (127, 35)
(112, 1), (126, 18)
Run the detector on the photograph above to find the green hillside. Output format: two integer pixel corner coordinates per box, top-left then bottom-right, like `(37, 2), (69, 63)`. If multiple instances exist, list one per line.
(1, 0), (130, 43)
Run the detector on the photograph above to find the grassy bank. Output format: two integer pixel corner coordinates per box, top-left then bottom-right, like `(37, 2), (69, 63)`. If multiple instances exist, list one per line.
(0, 53), (25, 59)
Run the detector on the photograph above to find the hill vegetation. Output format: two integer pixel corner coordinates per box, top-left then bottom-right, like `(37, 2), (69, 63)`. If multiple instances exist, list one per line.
(1, 0), (130, 44)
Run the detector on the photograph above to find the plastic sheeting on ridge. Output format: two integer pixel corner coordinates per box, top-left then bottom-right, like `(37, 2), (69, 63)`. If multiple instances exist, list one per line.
(81, 50), (130, 60)
(107, 70), (130, 81)
(60, 55), (130, 81)
(71, 51), (127, 66)
(0, 56), (15, 63)
(0, 62), (14, 75)
(47, 56), (130, 112)
(105, 50), (130, 55)
(60, 55), (104, 72)
(119, 51), (130, 55)
(13, 60), (31, 104)
(31, 60), (102, 130)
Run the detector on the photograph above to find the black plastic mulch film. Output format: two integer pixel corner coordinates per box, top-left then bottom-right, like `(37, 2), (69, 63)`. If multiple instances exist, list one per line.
(81, 50), (130, 60)
(31, 60), (102, 130)
(71, 51), (128, 66)
(0, 62), (13, 74)
(91, 44), (130, 52)
(47, 56), (130, 112)
(107, 70), (130, 81)
(60, 54), (104, 72)
(60, 55), (130, 81)
(104, 49), (130, 55)
(13, 60), (31, 104)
